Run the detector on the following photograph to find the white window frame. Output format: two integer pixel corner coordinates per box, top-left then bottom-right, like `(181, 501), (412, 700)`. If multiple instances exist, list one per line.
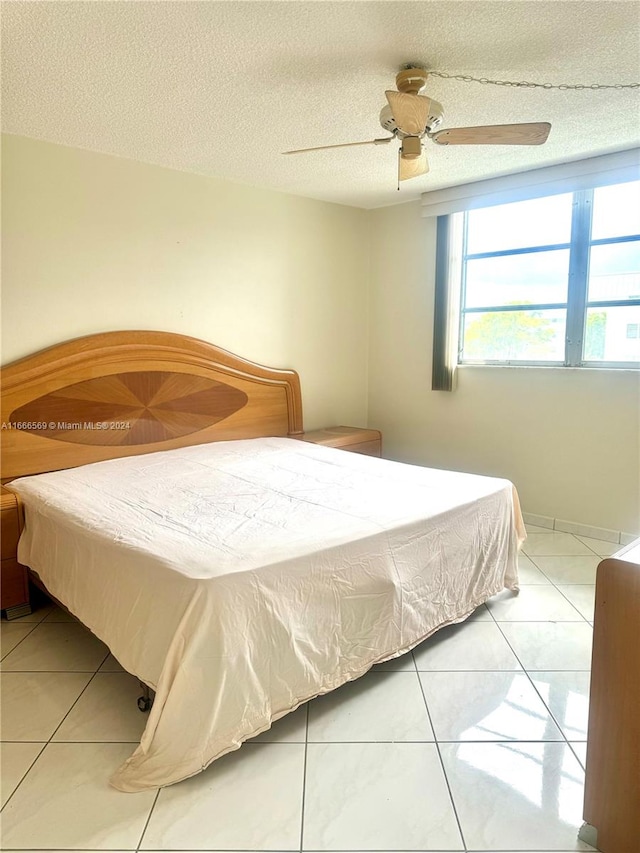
(425, 150), (640, 385)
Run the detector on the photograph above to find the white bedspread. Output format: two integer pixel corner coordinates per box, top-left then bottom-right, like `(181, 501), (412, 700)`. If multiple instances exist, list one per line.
(9, 437), (524, 791)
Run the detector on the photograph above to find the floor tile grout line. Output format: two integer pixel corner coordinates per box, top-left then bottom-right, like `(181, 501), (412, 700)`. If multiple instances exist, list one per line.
(46, 649), (111, 740)
(520, 673), (587, 748)
(527, 556), (599, 588)
(575, 536), (616, 558)
(523, 535), (611, 561)
(0, 649), (111, 813)
(135, 787), (162, 852)
(298, 703), (309, 853)
(0, 849), (597, 852)
(487, 564), (591, 744)
(0, 740), (47, 813)
(415, 662), (468, 852)
(0, 738), (146, 744)
(0, 618), (41, 661)
(0, 664), (133, 679)
(523, 549), (595, 624)
(301, 737), (570, 743)
(567, 739), (588, 771)
(491, 617), (586, 622)
(415, 668), (589, 672)
(0, 669), (111, 673)
(1, 617), (113, 669)
(488, 611), (584, 755)
(0, 665), (594, 697)
(520, 538), (596, 742)
(2, 731), (590, 745)
(0, 736), (579, 745)
(550, 584), (594, 623)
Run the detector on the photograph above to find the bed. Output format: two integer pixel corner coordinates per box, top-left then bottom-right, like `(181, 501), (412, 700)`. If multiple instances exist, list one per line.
(1, 331), (524, 792)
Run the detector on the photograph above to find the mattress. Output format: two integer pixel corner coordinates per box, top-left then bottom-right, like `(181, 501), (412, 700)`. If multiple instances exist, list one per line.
(8, 437), (524, 791)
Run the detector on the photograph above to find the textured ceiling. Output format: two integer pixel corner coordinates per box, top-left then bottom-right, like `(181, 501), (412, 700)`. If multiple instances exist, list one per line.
(2, 1), (639, 209)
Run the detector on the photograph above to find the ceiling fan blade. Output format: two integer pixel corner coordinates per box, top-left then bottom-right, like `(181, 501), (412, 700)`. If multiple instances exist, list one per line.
(399, 149), (429, 181)
(283, 138), (393, 155)
(431, 122), (551, 146)
(385, 90), (431, 135)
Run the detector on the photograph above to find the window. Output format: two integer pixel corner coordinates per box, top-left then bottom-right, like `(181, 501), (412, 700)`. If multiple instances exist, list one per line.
(456, 180), (640, 367)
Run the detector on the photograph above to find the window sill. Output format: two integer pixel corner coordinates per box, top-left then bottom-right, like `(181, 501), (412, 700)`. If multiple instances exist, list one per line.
(457, 363), (640, 373)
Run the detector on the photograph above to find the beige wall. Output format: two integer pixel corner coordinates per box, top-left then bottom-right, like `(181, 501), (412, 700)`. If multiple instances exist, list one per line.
(1, 135), (370, 431)
(368, 200), (640, 534)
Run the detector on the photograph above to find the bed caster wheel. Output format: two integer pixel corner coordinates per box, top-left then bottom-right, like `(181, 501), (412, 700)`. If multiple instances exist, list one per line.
(137, 695), (152, 712)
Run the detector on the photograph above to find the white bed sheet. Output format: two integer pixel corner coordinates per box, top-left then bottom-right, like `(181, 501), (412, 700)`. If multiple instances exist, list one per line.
(9, 437), (524, 791)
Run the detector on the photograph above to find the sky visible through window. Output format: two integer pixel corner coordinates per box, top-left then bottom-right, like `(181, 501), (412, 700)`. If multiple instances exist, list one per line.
(461, 181), (640, 364)
(466, 194), (573, 256)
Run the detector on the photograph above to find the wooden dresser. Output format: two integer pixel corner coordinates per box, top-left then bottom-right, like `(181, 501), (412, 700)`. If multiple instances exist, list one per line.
(298, 426), (382, 457)
(1, 486), (31, 619)
(581, 538), (640, 852)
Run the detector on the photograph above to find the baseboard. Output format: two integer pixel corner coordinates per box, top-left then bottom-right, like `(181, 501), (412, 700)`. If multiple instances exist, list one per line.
(522, 512), (638, 546)
(522, 512), (554, 530)
(555, 518), (619, 543)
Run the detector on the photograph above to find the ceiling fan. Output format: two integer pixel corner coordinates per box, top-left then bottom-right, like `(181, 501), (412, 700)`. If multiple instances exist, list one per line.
(283, 66), (551, 182)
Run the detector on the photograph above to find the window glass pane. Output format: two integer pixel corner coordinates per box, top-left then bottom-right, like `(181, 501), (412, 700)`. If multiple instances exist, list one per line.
(584, 305), (640, 362)
(465, 250), (569, 309)
(466, 194), (573, 254)
(461, 309), (566, 362)
(591, 181), (640, 240)
(588, 242), (640, 302)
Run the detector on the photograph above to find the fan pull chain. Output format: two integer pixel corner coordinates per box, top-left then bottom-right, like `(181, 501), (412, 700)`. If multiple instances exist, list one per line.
(428, 71), (640, 90)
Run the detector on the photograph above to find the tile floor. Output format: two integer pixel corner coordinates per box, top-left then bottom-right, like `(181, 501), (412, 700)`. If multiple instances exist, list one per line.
(0, 525), (611, 852)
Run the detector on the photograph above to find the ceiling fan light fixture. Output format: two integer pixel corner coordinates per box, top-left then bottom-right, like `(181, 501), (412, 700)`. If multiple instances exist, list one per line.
(401, 136), (422, 159)
(399, 148), (429, 181)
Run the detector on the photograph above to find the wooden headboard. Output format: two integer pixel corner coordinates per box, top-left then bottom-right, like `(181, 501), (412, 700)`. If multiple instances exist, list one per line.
(1, 331), (303, 481)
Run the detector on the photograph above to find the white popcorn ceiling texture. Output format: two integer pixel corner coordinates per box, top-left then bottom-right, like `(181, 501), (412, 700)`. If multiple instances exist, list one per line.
(2, 1), (639, 209)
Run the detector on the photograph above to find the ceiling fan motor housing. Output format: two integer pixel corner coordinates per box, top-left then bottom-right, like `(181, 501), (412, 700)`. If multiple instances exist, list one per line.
(379, 99), (444, 136)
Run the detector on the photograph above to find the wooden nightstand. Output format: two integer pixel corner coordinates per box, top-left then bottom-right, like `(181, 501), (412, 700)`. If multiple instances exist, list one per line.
(298, 426), (382, 457)
(1, 486), (31, 619)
